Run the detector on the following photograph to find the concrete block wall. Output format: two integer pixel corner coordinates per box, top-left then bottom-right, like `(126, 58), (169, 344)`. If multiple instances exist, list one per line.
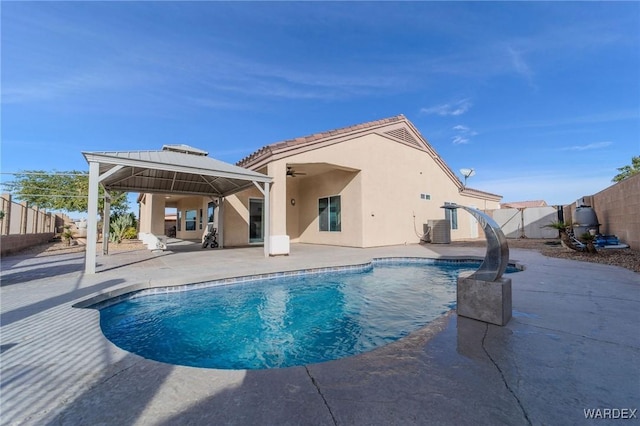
(0, 194), (74, 254)
(0, 233), (56, 256)
(591, 173), (639, 250)
(564, 173), (639, 250)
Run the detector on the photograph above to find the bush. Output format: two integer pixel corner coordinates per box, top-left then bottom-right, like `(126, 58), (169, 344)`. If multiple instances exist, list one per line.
(110, 215), (134, 243)
(62, 225), (75, 245)
(123, 226), (138, 240)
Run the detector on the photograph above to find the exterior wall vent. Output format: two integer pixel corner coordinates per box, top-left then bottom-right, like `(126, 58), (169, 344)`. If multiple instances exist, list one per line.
(384, 128), (420, 147)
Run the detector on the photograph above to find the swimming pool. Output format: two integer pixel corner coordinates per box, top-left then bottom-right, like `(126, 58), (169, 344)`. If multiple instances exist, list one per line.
(97, 258), (519, 370)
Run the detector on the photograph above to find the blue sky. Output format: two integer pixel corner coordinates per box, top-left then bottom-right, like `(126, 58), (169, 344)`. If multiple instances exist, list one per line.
(2, 1), (639, 210)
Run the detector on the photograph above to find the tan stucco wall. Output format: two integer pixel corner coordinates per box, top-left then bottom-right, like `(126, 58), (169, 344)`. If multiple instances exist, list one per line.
(220, 133), (499, 248)
(138, 194), (165, 235)
(286, 177), (301, 241)
(223, 187), (263, 247)
(159, 133), (501, 248)
(295, 169), (363, 246)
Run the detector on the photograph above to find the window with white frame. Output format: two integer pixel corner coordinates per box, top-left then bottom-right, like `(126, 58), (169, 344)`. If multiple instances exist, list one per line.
(319, 196), (341, 232)
(185, 209), (197, 231)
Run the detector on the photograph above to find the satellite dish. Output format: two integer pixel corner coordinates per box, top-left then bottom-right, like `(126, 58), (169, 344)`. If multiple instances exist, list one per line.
(459, 168), (475, 187)
(460, 168), (476, 178)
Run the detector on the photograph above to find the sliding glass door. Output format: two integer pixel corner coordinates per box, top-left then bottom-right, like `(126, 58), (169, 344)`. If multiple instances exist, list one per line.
(249, 198), (264, 243)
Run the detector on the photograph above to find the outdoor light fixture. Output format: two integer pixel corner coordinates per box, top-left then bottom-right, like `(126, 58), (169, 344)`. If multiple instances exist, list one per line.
(290, 198), (296, 206)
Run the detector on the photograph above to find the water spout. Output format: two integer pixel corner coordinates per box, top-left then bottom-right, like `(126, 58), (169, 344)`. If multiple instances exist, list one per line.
(441, 204), (509, 282)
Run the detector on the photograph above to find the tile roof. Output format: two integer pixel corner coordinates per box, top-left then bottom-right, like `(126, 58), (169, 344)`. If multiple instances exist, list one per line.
(237, 115), (407, 167)
(235, 114), (502, 201)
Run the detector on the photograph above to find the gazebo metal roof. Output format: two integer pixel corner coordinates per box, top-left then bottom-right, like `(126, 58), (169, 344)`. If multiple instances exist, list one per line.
(82, 145), (272, 273)
(82, 146), (271, 198)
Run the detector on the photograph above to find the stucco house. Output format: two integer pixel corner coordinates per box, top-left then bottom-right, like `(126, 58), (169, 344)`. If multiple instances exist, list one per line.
(137, 115), (501, 255)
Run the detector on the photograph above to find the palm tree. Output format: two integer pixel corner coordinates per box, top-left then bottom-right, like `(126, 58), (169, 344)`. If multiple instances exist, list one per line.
(543, 221), (582, 252)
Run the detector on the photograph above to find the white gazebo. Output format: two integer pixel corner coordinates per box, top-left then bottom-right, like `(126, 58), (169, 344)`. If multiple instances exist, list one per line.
(82, 144), (272, 274)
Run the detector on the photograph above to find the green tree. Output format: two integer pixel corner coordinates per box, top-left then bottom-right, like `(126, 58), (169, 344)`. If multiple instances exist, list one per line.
(612, 156), (640, 182)
(3, 170), (129, 215)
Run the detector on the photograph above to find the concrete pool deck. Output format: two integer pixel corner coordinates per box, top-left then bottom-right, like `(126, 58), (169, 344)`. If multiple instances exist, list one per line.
(1, 242), (638, 425)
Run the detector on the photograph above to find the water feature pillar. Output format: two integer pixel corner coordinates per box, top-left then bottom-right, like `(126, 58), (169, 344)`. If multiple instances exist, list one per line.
(441, 204), (512, 326)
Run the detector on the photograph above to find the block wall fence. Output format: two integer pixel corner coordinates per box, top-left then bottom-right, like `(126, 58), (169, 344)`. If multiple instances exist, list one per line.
(0, 193), (72, 256)
(563, 173), (639, 250)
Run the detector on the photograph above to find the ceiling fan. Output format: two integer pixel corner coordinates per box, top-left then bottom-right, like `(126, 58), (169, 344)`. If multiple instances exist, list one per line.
(286, 166), (307, 177)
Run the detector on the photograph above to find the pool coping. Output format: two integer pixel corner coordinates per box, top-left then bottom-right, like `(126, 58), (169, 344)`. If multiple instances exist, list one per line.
(73, 255), (524, 310)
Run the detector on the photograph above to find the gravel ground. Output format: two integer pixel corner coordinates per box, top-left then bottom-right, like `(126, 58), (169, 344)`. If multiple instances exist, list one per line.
(5, 238), (639, 274)
(5, 238), (147, 258)
(458, 238), (640, 274)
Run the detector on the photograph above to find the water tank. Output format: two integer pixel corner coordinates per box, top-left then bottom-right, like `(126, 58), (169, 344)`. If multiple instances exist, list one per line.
(573, 207), (600, 237)
(427, 219), (451, 244)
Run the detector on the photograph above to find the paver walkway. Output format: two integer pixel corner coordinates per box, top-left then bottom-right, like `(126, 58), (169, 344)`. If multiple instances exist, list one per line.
(1, 242), (638, 425)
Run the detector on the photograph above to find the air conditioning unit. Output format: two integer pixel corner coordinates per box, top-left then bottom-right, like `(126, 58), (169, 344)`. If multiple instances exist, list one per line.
(427, 219), (451, 244)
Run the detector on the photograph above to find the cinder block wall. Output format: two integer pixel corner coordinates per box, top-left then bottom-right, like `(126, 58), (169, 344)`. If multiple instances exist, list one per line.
(591, 173), (640, 250)
(0, 233), (56, 256)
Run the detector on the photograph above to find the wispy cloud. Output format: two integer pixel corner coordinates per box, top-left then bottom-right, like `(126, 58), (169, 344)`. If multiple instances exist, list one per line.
(507, 45), (535, 87)
(420, 99), (472, 116)
(451, 124), (478, 145)
(452, 136), (469, 145)
(560, 141), (613, 151)
(481, 110), (639, 133)
(2, 66), (160, 105)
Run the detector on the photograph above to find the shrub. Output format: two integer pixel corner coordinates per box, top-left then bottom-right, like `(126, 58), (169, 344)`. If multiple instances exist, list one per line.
(110, 215), (134, 244)
(123, 226), (138, 240)
(62, 225), (75, 245)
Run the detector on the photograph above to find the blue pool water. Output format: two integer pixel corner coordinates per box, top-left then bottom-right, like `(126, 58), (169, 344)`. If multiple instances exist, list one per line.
(99, 260), (518, 370)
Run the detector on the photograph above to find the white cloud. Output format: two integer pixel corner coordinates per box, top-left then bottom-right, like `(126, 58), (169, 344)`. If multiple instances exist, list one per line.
(507, 45), (534, 84)
(451, 124), (477, 145)
(452, 136), (469, 145)
(560, 141), (613, 151)
(420, 98), (472, 116)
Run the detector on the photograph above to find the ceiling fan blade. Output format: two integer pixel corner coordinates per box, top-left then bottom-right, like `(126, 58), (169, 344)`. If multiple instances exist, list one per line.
(286, 166), (307, 177)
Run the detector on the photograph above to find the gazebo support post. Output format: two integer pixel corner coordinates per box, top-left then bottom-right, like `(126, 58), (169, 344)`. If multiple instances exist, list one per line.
(263, 182), (270, 257)
(85, 161), (100, 274)
(102, 191), (111, 255)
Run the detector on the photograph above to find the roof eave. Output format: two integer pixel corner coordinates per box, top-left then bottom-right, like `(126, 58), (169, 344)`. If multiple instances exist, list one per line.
(460, 187), (503, 202)
(83, 151), (272, 184)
